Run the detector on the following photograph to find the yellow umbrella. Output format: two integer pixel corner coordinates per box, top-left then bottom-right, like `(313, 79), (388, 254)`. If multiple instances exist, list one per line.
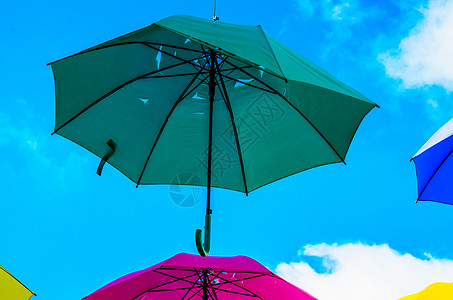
(0, 265), (35, 300)
(399, 282), (453, 300)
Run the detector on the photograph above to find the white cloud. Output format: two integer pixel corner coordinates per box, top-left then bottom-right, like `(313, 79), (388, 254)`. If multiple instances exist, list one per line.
(295, 0), (363, 23)
(320, 0), (359, 22)
(0, 110), (41, 154)
(331, 3), (350, 20)
(275, 243), (453, 300)
(427, 98), (438, 109)
(296, 0), (316, 18)
(0, 98), (89, 189)
(379, 0), (453, 91)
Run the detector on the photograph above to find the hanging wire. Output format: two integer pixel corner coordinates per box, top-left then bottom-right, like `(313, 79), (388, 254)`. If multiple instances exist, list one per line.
(213, 0), (219, 20)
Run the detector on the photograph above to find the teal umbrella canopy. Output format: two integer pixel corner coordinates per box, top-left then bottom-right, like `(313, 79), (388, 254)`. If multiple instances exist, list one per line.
(50, 15), (376, 256)
(50, 14), (376, 192)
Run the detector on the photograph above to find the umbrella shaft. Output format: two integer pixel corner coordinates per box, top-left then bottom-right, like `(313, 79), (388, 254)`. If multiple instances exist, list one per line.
(206, 50), (216, 216)
(203, 270), (209, 300)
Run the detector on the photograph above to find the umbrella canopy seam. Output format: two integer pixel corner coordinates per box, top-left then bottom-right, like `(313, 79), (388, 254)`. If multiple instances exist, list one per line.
(136, 62), (209, 186)
(155, 23), (375, 107)
(52, 57), (196, 135)
(202, 45), (248, 195)
(154, 24), (287, 81)
(224, 59), (346, 164)
(416, 147), (453, 202)
(214, 73), (249, 195)
(47, 41), (204, 66)
(257, 25), (287, 82)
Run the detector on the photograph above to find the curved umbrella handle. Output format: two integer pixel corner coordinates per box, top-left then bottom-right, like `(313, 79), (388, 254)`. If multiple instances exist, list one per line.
(195, 214), (211, 257)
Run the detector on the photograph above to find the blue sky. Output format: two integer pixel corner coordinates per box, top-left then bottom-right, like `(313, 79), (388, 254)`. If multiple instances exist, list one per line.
(1, 0), (453, 299)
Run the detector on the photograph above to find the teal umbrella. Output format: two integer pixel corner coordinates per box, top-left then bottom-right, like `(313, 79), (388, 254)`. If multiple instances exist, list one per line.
(49, 15), (377, 256)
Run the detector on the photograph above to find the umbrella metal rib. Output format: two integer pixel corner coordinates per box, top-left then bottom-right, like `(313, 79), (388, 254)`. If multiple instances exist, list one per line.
(47, 41), (204, 66)
(81, 253), (317, 300)
(52, 34), (364, 258)
(157, 268), (266, 290)
(51, 42), (213, 147)
(130, 267), (265, 300)
(213, 59), (248, 195)
(210, 276), (263, 299)
(208, 288), (219, 300)
(51, 58), (194, 135)
(157, 267), (270, 276)
(143, 43), (210, 74)
(52, 40), (212, 135)
(129, 272), (201, 300)
(190, 270), (206, 300)
(223, 59), (347, 164)
(181, 277), (202, 300)
(136, 62), (209, 186)
(141, 65), (254, 79)
(212, 274), (267, 286)
(187, 290), (203, 300)
(218, 73), (276, 93)
(416, 147), (453, 203)
(143, 72), (210, 79)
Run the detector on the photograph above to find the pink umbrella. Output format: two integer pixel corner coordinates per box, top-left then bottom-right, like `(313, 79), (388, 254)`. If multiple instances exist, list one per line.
(83, 253), (316, 300)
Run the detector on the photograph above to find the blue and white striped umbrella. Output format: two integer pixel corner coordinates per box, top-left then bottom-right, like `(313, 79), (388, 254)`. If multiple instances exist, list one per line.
(412, 118), (453, 205)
